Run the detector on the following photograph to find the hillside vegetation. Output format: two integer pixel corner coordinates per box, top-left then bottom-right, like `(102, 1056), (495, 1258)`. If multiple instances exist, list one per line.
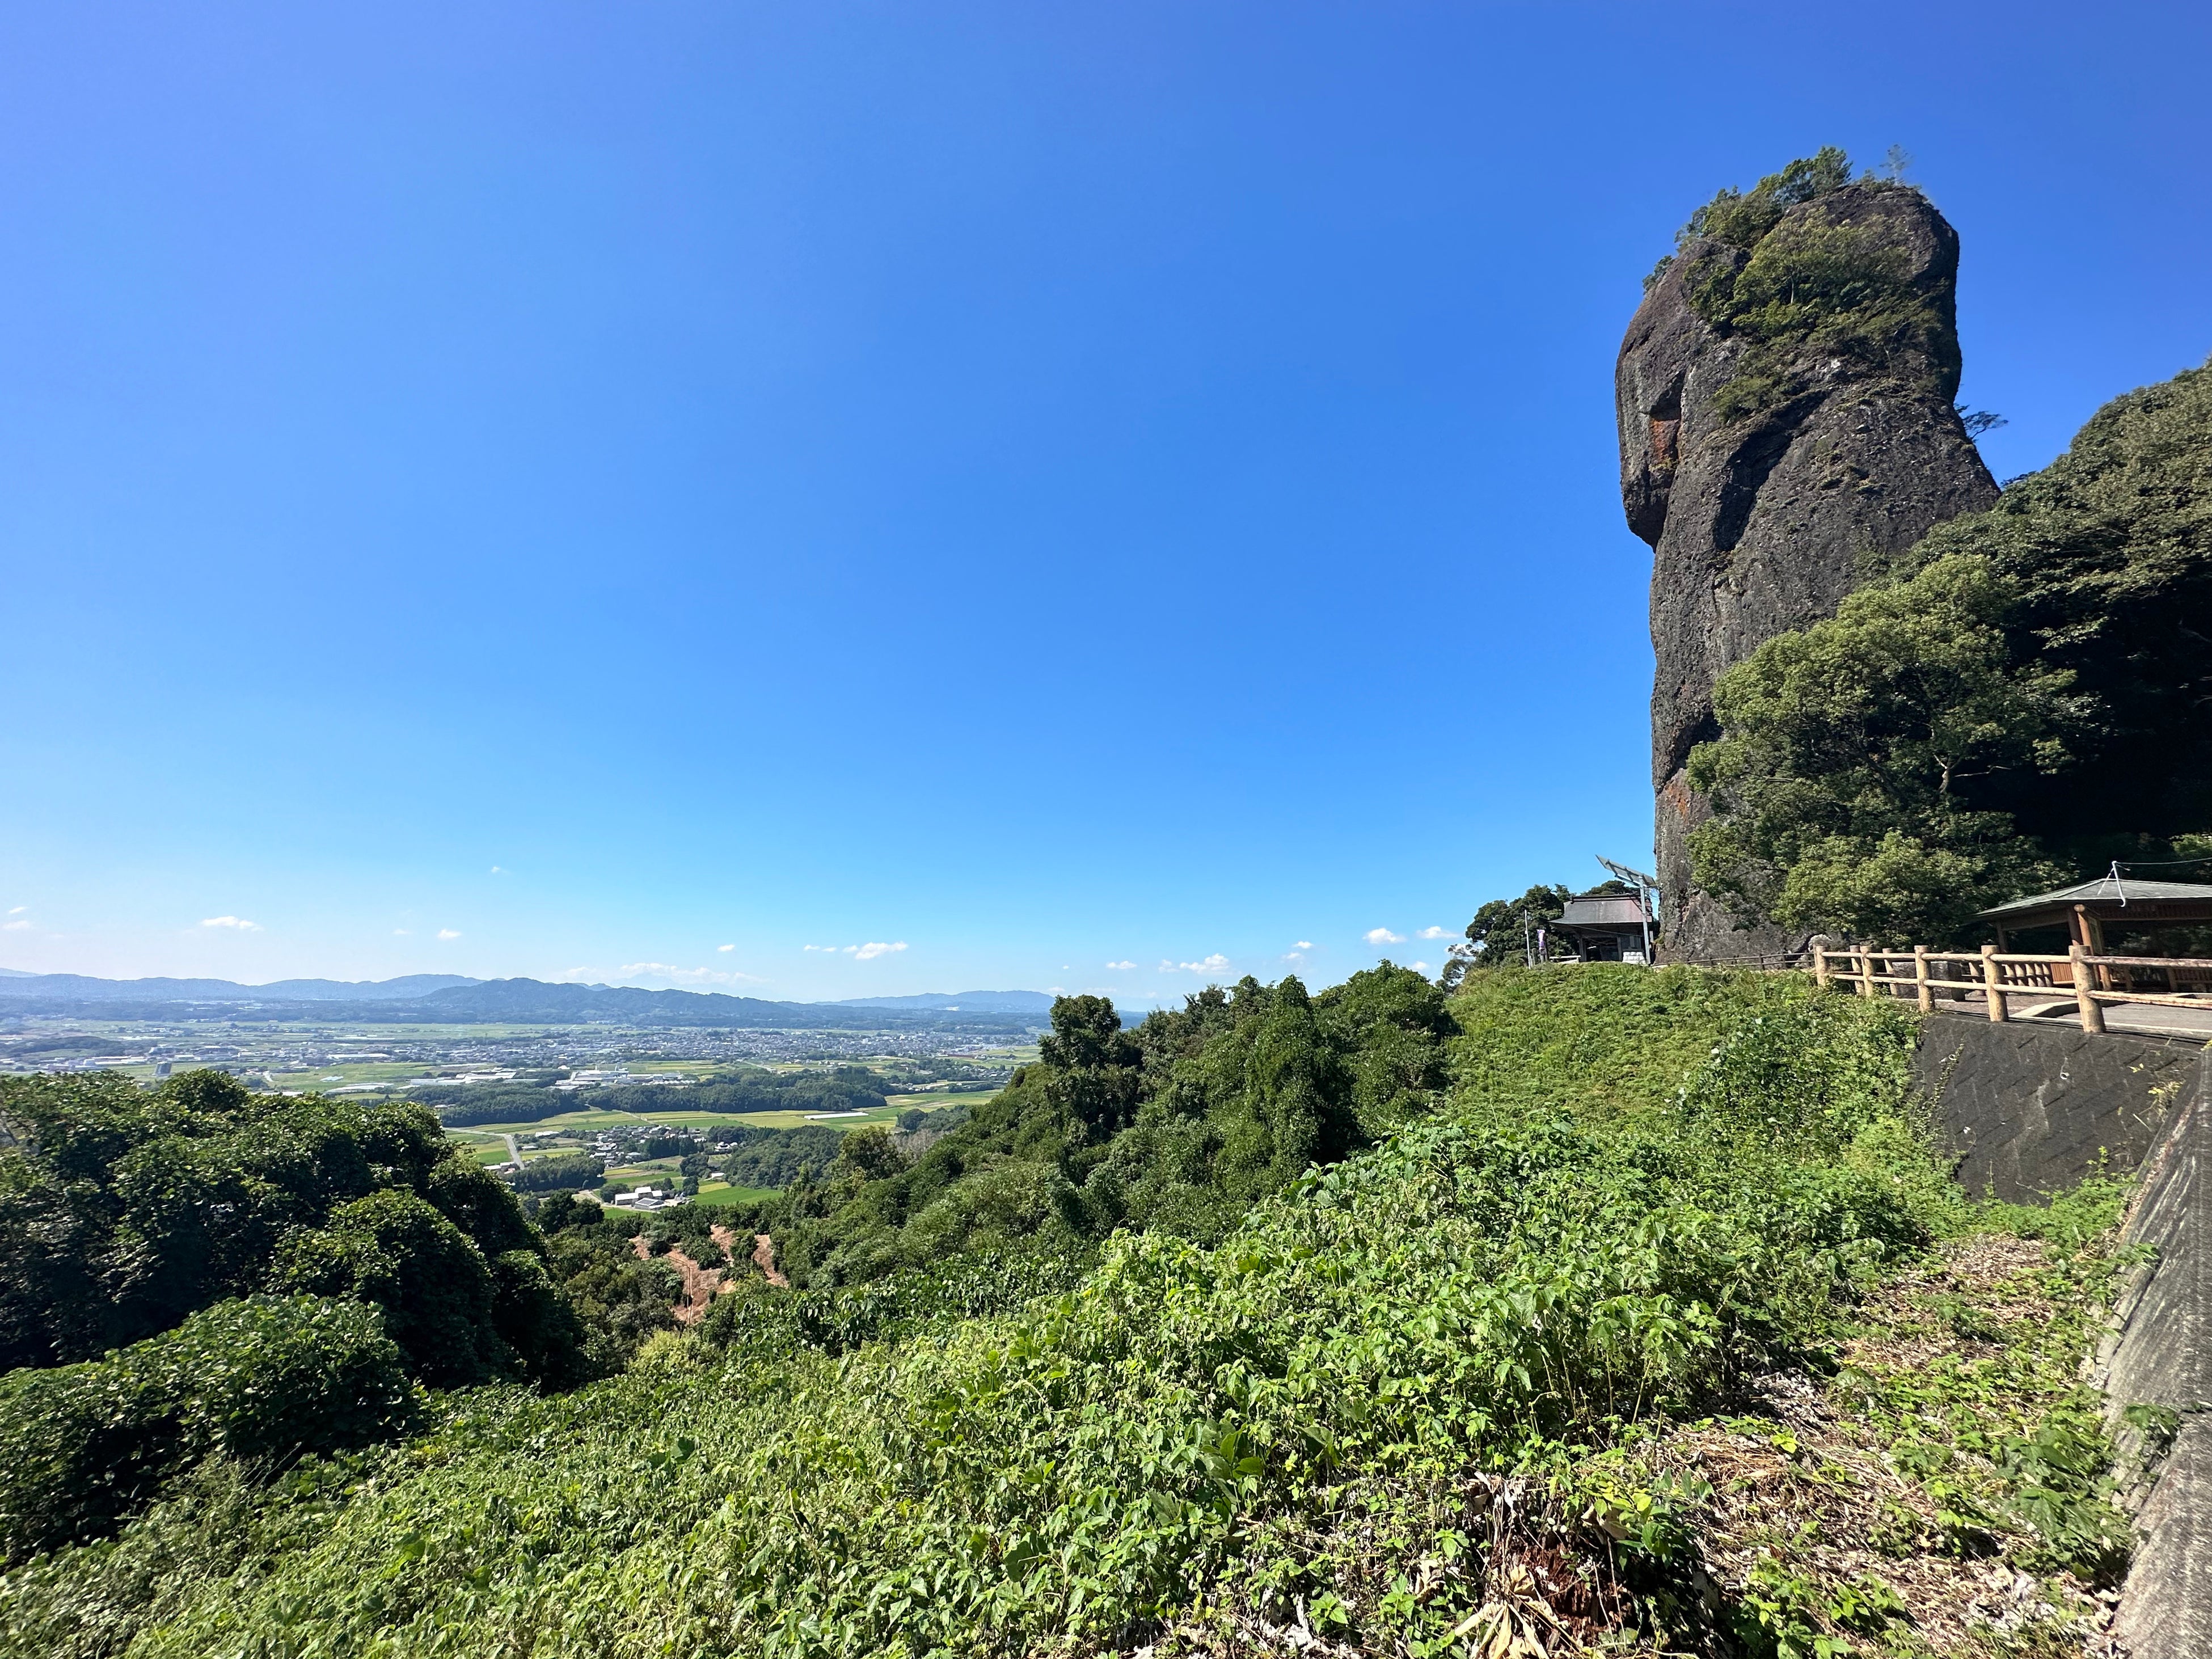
(734, 966), (1454, 1289)
(0, 968), (2137, 1657)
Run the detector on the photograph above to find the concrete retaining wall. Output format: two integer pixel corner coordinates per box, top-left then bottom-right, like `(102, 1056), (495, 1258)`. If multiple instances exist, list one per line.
(1913, 1015), (2205, 1201)
(2100, 1053), (2212, 1659)
(1905, 1015), (2212, 1655)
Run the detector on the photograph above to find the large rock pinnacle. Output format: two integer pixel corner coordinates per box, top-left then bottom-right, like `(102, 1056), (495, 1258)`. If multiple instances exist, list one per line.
(1618, 180), (1999, 961)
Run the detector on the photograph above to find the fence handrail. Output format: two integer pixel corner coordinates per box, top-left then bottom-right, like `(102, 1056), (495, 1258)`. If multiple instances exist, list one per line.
(1808, 942), (2212, 1035)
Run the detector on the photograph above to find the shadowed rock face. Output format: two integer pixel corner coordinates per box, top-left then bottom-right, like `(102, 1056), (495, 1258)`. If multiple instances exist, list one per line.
(1619, 183), (1998, 960)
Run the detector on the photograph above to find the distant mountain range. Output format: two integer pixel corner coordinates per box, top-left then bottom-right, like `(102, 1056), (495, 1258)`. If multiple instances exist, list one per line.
(0, 972), (479, 1003)
(0, 972), (1044, 1031)
(834, 989), (1057, 1013)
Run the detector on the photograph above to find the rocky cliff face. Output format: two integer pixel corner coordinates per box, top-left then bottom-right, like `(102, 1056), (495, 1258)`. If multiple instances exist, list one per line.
(1618, 180), (1998, 960)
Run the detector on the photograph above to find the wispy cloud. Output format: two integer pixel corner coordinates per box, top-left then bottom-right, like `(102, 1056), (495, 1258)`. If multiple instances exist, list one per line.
(614, 961), (767, 986)
(1416, 925), (1455, 940)
(2, 920), (28, 932)
(717, 944), (734, 952)
(393, 928), (411, 936)
(437, 928), (462, 940)
(847, 941), (907, 960)
(5, 906), (24, 916)
(201, 915), (260, 931)
(1105, 959), (1136, 970)
(489, 866), (506, 875)
(1364, 927), (1404, 945)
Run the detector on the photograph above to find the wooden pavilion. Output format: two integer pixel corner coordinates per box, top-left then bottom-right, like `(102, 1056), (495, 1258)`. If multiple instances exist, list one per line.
(1980, 875), (2212, 955)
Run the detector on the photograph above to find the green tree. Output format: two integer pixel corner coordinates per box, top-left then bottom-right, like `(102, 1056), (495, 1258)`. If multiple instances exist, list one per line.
(1688, 556), (2076, 942)
(1454, 884), (1572, 973)
(272, 1189), (509, 1387)
(1040, 994), (1144, 1139)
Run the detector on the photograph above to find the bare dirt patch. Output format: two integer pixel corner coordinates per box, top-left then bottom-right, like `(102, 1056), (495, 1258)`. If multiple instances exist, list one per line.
(629, 1233), (735, 1325)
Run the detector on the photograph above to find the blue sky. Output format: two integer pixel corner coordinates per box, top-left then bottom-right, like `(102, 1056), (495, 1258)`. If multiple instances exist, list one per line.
(3, 2), (2207, 1003)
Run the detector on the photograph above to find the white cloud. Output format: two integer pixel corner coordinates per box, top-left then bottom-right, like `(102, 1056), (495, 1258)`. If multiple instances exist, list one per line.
(717, 943), (734, 952)
(1283, 950), (1306, 963)
(393, 928), (411, 936)
(2, 920), (28, 932)
(489, 866), (506, 875)
(1294, 940), (1314, 951)
(6, 906), (24, 915)
(614, 961), (766, 986)
(1364, 927), (1404, 945)
(1411, 960), (1431, 973)
(803, 944), (831, 952)
(1416, 925), (1455, 940)
(1105, 960), (1135, 970)
(201, 916), (260, 931)
(1168, 953), (1230, 974)
(847, 941), (907, 960)
(437, 928), (462, 941)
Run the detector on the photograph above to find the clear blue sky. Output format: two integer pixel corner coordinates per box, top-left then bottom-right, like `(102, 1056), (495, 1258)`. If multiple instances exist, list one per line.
(3, 3), (2206, 1002)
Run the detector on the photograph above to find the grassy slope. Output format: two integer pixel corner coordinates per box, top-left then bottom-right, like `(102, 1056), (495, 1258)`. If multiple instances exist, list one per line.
(0, 968), (2138, 1657)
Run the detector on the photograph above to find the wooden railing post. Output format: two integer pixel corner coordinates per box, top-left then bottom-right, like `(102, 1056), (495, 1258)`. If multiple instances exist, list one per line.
(1814, 948), (1831, 990)
(1981, 944), (2008, 1022)
(1856, 947), (1874, 998)
(1914, 945), (1932, 1014)
(2070, 943), (2107, 1035)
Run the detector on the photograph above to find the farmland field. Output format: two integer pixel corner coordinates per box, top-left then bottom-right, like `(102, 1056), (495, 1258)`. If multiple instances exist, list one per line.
(686, 1182), (779, 1207)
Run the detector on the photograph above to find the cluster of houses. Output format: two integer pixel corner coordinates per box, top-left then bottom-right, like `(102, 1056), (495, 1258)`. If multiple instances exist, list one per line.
(580, 1183), (682, 1211)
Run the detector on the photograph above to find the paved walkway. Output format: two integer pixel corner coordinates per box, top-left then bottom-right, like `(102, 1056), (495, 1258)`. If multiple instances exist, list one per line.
(1928, 996), (2212, 1042)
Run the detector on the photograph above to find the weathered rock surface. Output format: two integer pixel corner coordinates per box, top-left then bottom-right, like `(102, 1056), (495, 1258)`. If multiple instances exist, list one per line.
(1618, 183), (1998, 960)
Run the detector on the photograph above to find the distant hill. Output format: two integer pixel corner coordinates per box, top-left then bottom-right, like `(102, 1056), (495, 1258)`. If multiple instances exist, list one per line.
(0, 973), (480, 1003)
(403, 978), (1002, 1029)
(0, 972), (1039, 1032)
(834, 989), (1057, 1014)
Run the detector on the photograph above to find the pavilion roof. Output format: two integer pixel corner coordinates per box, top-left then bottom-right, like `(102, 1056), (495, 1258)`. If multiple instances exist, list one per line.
(1981, 876), (2212, 919)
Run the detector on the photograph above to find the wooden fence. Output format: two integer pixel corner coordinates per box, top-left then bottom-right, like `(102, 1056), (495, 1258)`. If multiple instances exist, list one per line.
(1810, 944), (2212, 1033)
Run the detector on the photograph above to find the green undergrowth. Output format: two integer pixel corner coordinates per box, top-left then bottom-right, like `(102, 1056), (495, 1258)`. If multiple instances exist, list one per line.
(0, 968), (2139, 1657)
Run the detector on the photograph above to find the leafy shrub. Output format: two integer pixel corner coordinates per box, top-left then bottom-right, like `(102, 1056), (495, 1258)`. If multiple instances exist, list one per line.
(0, 1296), (415, 1564)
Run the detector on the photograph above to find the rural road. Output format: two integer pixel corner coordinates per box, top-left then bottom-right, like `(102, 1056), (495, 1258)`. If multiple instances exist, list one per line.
(503, 1133), (521, 1166)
